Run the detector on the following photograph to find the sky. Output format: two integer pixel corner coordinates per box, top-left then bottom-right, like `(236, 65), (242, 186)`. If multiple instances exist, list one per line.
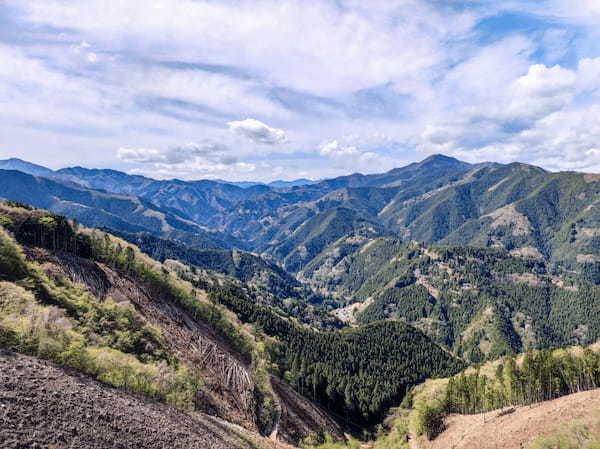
(1, 0), (600, 181)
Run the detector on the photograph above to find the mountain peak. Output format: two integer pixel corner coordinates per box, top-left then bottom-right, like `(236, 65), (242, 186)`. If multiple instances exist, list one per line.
(0, 158), (54, 176)
(420, 154), (465, 165)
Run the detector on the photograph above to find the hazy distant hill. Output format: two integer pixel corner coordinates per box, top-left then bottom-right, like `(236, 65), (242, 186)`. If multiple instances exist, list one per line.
(0, 169), (235, 249)
(0, 157), (55, 176)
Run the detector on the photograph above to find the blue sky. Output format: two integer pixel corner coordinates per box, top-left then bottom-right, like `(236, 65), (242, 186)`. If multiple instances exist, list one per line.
(0, 0), (599, 181)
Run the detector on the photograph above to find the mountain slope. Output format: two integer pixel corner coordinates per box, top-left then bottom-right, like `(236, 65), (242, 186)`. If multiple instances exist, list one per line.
(379, 162), (600, 271)
(0, 157), (55, 176)
(106, 229), (342, 330)
(265, 206), (389, 272)
(0, 348), (282, 449)
(0, 169), (235, 250)
(53, 166), (272, 224)
(425, 389), (600, 449)
(370, 342), (600, 449)
(0, 200), (346, 443)
(0, 201), (464, 441)
(301, 236), (600, 363)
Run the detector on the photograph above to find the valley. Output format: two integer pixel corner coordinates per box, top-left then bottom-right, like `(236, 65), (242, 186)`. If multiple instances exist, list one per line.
(2, 155), (600, 448)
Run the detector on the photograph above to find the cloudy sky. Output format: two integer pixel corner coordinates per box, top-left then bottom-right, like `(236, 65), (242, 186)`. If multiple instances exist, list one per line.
(1, 0), (600, 181)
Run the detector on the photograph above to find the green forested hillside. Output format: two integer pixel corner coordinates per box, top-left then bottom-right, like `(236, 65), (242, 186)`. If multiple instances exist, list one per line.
(302, 236), (600, 363)
(445, 346), (600, 415)
(266, 206), (388, 272)
(4, 155), (600, 276)
(364, 342), (600, 445)
(208, 282), (464, 425)
(105, 229), (342, 330)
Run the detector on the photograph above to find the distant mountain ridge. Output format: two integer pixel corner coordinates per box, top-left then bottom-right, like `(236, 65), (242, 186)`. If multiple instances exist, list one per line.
(0, 168), (238, 250)
(3, 154), (600, 276)
(0, 157), (316, 189)
(0, 157), (55, 176)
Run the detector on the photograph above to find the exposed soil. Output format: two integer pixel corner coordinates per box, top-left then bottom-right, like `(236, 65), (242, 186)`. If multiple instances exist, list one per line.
(421, 389), (600, 449)
(0, 348), (270, 449)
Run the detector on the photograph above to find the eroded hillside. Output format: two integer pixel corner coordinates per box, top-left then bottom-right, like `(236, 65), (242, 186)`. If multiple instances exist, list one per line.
(0, 201), (344, 445)
(0, 349), (283, 449)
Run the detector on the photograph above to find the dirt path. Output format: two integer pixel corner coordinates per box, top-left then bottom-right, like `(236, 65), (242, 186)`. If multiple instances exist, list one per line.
(421, 389), (600, 449)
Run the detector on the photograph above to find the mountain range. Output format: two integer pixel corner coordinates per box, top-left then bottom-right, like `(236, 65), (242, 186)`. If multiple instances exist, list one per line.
(2, 154), (600, 447)
(2, 154), (600, 276)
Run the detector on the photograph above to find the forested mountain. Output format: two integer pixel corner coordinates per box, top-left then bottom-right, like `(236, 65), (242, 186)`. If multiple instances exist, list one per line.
(0, 169), (239, 250)
(4, 154), (600, 276)
(53, 166), (273, 224)
(0, 201), (464, 441)
(301, 235), (600, 363)
(3, 153), (600, 447)
(3, 156), (600, 361)
(107, 228), (342, 330)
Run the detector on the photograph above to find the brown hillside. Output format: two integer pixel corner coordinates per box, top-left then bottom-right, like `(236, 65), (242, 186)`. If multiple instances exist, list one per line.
(0, 348), (281, 449)
(421, 389), (600, 449)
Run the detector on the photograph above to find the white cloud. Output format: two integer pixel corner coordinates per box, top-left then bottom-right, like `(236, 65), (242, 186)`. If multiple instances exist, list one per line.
(512, 64), (577, 97)
(578, 58), (600, 92)
(227, 119), (287, 145)
(318, 138), (393, 173)
(319, 140), (359, 157)
(418, 55), (600, 170)
(12, 0), (481, 97)
(2, 0), (600, 179)
(118, 141), (236, 165)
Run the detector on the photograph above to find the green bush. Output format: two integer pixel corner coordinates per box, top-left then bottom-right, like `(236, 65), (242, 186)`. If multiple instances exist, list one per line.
(372, 417), (409, 449)
(0, 214), (13, 226)
(529, 422), (600, 449)
(415, 403), (445, 440)
(0, 229), (29, 281)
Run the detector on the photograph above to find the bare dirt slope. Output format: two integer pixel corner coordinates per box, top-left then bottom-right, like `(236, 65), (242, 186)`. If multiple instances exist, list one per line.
(0, 348), (288, 449)
(421, 389), (600, 449)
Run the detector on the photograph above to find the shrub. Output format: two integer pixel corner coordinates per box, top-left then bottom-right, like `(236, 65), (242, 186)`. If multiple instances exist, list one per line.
(0, 214), (13, 226)
(415, 403), (445, 440)
(529, 422), (600, 449)
(0, 229), (29, 281)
